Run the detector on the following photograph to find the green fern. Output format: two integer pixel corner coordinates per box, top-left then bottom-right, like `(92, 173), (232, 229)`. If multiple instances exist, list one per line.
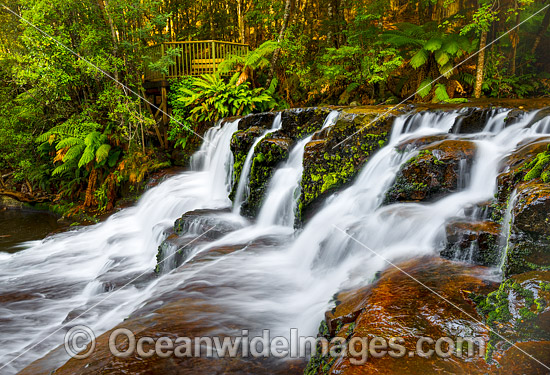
(434, 83), (450, 102)
(95, 144), (111, 163)
(418, 78), (433, 98)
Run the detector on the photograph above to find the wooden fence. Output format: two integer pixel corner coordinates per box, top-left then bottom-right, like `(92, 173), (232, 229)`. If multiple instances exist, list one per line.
(144, 40), (249, 81)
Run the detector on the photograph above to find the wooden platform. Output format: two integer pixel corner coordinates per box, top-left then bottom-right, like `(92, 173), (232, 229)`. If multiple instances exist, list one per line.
(142, 40), (249, 137)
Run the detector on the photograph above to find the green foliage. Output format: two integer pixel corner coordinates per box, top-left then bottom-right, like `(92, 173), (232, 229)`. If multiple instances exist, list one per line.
(524, 148), (550, 182)
(218, 41), (279, 74)
(382, 22), (474, 98)
(172, 74), (277, 123)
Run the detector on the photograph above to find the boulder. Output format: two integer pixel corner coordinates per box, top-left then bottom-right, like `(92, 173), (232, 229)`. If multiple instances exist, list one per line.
(229, 126), (267, 201)
(240, 137), (292, 217)
(238, 111), (277, 131)
(299, 112), (394, 222)
(476, 271), (550, 361)
(385, 140), (476, 203)
(305, 258), (497, 375)
(441, 220), (502, 266)
(504, 182), (550, 276)
(278, 107), (332, 140)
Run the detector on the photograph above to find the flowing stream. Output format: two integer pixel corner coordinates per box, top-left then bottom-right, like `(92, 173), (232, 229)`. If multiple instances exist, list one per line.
(1, 109), (549, 373)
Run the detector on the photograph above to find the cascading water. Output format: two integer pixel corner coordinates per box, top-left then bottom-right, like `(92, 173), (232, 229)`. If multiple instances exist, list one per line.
(257, 110), (340, 227)
(233, 113), (283, 212)
(0, 119), (239, 374)
(2, 108), (550, 374)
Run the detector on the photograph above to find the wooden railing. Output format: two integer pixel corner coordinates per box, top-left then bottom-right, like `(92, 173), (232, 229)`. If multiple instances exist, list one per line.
(144, 40), (249, 82)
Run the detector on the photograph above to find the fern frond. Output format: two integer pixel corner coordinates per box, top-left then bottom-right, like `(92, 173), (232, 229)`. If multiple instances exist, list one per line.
(78, 145), (96, 168)
(95, 144), (111, 163)
(62, 144), (85, 163)
(56, 137), (83, 150)
(418, 78), (433, 98)
(410, 49), (429, 69)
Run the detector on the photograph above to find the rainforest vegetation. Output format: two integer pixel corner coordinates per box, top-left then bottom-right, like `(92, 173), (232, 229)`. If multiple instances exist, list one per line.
(0, 0), (549, 216)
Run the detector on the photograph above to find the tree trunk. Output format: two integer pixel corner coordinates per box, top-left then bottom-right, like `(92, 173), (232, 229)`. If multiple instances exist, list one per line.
(237, 0), (245, 43)
(531, 5), (550, 55)
(265, 0), (292, 88)
(474, 30), (487, 99)
(99, 0), (120, 82)
(510, 1), (520, 75)
(327, 0), (334, 47)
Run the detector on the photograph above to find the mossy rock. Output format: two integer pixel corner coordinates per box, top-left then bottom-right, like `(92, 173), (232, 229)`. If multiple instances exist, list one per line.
(240, 137), (292, 217)
(441, 220), (502, 266)
(385, 139), (476, 204)
(495, 140), (550, 203)
(229, 126), (266, 201)
(504, 182), (550, 277)
(299, 113), (394, 222)
(237, 111), (277, 130)
(475, 270), (550, 361)
(278, 107), (332, 140)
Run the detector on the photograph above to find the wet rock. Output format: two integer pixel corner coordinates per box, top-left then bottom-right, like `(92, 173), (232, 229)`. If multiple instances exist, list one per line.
(395, 134), (449, 153)
(278, 107), (332, 140)
(0, 195), (25, 209)
(238, 111), (277, 131)
(441, 220), (502, 266)
(173, 208), (242, 238)
(156, 208), (245, 273)
(305, 258), (497, 375)
(299, 113), (394, 222)
(241, 137), (292, 217)
(230, 126), (268, 200)
(385, 140), (476, 203)
(504, 182), (550, 277)
(495, 341), (550, 374)
(496, 140), (550, 203)
(451, 108), (493, 133)
(475, 271), (550, 361)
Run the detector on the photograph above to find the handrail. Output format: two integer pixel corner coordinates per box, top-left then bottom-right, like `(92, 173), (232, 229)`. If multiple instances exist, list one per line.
(144, 40), (249, 81)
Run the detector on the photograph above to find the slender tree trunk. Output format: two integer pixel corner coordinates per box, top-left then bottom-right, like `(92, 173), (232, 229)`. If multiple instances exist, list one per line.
(510, 1), (520, 75)
(266, 0), (292, 88)
(474, 31), (487, 99)
(237, 0), (246, 43)
(327, 0), (334, 47)
(209, 0), (215, 39)
(100, 0), (120, 82)
(531, 5), (550, 55)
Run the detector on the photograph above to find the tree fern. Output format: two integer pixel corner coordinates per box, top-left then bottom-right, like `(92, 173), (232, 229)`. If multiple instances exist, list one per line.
(95, 144), (111, 163)
(62, 144), (85, 163)
(56, 137), (83, 150)
(434, 83), (450, 102)
(418, 78), (433, 98)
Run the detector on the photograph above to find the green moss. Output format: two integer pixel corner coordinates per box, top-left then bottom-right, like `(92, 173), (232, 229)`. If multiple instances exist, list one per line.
(523, 147), (550, 182)
(304, 320), (336, 375)
(476, 276), (549, 361)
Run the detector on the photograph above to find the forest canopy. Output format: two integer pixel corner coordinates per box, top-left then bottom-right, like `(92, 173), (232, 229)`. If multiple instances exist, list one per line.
(0, 0), (549, 216)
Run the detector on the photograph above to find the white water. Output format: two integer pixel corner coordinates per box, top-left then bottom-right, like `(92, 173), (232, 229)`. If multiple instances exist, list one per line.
(233, 113), (283, 212)
(1, 109), (550, 373)
(0, 119), (239, 374)
(257, 110), (340, 227)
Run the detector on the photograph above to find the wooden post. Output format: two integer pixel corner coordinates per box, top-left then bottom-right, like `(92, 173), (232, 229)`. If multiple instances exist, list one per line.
(212, 40), (217, 74)
(161, 43), (166, 81)
(161, 84), (168, 127)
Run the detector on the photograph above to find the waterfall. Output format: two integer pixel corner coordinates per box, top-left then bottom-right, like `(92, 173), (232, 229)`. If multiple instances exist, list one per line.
(257, 110), (340, 227)
(233, 113), (283, 213)
(0, 119), (239, 374)
(1, 108), (550, 374)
